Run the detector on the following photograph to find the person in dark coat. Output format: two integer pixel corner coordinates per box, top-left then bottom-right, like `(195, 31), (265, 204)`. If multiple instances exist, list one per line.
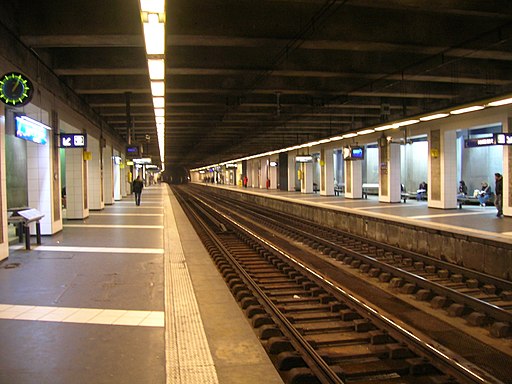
(132, 175), (144, 206)
(495, 173), (503, 217)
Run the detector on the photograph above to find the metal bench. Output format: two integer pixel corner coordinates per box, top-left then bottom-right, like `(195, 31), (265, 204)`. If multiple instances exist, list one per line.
(362, 183), (379, 199)
(457, 195), (494, 209)
(7, 208), (44, 250)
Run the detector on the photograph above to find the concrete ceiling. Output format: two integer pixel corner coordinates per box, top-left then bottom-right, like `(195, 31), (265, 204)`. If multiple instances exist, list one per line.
(3, 1), (512, 169)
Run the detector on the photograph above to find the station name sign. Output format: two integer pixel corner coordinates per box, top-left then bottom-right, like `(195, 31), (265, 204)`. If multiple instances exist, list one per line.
(60, 133), (87, 148)
(464, 133), (512, 148)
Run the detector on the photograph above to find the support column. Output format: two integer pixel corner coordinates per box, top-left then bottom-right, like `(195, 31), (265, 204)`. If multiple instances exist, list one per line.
(287, 153), (296, 191)
(260, 158), (268, 188)
(379, 141), (401, 203)
(65, 148), (89, 219)
(113, 150), (121, 201)
(300, 162), (313, 193)
(88, 135), (104, 210)
(344, 160), (362, 199)
(320, 148), (334, 196)
(120, 154), (127, 197)
(104, 144), (114, 205)
(429, 129), (457, 209)
(504, 118), (511, 217)
(0, 105), (7, 261)
(267, 158), (278, 189)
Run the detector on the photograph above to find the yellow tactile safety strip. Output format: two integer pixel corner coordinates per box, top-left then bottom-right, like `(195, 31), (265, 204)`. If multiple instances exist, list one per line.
(163, 191), (219, 384)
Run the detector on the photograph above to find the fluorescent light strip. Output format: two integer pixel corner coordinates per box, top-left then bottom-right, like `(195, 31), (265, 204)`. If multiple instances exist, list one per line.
(153, 97), (165, 108)
(395, 119), (419, 127)
(143, 15), (165, 55)
(374, 124), (398, 131)
(357, 128), (375, 135)
(150, 81), (165, 97)
(140, 0), (165, 12)
(148, 59), (165, 80)
(450, 105), (484, 115)
(419, 113), (449, 121)
(487, 98), (512, 107)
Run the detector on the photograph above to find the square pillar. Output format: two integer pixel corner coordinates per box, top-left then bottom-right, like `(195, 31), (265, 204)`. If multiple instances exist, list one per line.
(429, 129), (458, 209)
(504, 118), (511, 217)
(104, 144), (114, 205)
(0, 106), (8, 261)
(269, 158), (278, 189)
(27, 140), (54, 233)
(320, 148), (334, 196)
(344, 159), (362, 199)
(287, 153), (296, 191)
(65, 148), (89, 219)
(87, 135), (104, 210)
(300, 162), (313, 193)
(120, 155), (127, 197)
(113, 150), (121, 201)
(379, 142), (401, 203)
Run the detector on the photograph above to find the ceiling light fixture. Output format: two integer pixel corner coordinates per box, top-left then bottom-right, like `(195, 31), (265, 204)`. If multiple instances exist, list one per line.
(487, 97), (512, 107)
(148, 59), (165, 80)
(143, 13), (165, 55)
(374, 124), (398, 131)
(395, 119), (419, 127)
(153, 97), (165, 108)
(357, 128), (375, 135)
(450, 105), (484, 115)
(150, 81), (165, 96)
(139, 0), (166, 165)
(419, 113), (449, 121)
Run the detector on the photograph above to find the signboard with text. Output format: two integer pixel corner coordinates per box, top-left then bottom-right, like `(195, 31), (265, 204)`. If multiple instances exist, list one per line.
(60, 133), (87, 148)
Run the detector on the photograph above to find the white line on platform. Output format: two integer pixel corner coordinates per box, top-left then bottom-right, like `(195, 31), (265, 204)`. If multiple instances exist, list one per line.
(64, 224), (163, 229)
(409, 211), (492, 219)
(0, 304), (164, 327)
(90, 213), (164, 217)
(9, 245), (164, 254)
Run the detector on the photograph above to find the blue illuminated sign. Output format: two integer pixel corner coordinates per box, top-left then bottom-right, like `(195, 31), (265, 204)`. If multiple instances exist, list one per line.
(15, 116), (50, 145)
(60, 133), (87, 148)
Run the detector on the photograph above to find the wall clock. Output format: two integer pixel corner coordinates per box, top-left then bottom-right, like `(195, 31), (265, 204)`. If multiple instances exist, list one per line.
(0, 72), (34, 106)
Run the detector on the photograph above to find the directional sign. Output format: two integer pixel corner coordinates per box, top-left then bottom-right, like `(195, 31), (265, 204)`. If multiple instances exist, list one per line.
(60, 133), (87, 148)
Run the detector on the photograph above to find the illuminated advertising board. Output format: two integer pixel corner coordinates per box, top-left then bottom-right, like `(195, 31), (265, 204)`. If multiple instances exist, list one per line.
(15, 116), (50, 145)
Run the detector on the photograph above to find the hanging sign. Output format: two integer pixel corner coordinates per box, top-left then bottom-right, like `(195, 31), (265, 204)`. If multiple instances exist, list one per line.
(60, 133), (87, 148)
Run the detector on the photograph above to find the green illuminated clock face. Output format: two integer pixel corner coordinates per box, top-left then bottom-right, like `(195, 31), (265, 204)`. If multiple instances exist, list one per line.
(0, 72), (33, 106)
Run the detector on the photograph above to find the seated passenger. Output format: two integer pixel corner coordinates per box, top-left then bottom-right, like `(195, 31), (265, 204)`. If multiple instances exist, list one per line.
(416, 181), (427, 200)
(477, 182), (492, 206)
(457, 180), (468, 197)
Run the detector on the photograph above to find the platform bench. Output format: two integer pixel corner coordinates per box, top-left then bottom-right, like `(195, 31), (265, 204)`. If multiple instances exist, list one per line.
(457, 195), (494, 209)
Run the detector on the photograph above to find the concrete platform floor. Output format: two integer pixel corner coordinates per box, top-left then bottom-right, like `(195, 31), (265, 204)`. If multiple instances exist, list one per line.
(199, 183), (512, 245)
(0, 185), (283, 384)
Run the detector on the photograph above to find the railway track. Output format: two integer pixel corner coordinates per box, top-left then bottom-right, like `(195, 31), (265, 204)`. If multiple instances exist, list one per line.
(174, 186), (506, 384)
(188, 184), (512, 339)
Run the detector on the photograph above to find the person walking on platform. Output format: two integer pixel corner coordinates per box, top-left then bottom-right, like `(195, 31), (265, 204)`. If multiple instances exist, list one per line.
(495, 173), (503, 217)
(132, 175), (144, 206)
